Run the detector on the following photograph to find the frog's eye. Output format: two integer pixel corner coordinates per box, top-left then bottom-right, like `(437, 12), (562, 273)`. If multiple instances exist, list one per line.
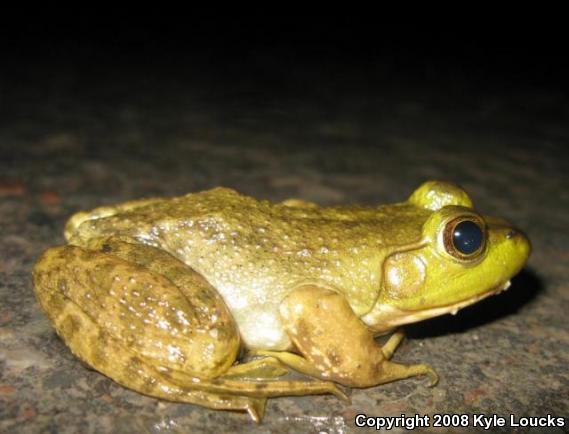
(443, 217), (485, 259)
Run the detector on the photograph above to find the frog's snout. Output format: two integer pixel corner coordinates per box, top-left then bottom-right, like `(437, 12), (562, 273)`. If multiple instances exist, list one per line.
(485, 215), (530, 259)
(509, 227), (531, 264)
(504, 224), (530, 250)
(506, 227), (529, 246)
(491, 224), (531, 279)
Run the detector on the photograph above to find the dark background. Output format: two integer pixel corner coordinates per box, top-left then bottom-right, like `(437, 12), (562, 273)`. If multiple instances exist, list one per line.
(2, 18), (568, 171)
(1, 17), (568, 433)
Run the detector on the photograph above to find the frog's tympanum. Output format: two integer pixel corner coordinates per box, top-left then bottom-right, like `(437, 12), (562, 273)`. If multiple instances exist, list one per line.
(33, 181), (530, 421)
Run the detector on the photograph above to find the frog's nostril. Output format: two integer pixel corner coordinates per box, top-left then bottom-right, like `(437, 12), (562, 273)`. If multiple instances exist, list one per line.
(506, 230), (517, 239)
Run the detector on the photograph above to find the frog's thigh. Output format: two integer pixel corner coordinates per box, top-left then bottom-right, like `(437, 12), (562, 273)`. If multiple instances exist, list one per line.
(33, 246), (272, 420)
(36, 284), (267, 421)
(278, 286), (438, 388)
(34, 241), (241, 378)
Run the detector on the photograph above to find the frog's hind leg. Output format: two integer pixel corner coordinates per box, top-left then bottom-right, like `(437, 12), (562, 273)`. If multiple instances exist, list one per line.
(77, 239), (348, 400)
(33, 287), (269, 421)
(33, 240), (347, 420)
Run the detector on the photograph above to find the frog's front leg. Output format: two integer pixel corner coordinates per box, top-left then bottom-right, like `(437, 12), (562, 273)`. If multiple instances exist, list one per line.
(32, 240), (346, 422)
(259, 286), (438, 388)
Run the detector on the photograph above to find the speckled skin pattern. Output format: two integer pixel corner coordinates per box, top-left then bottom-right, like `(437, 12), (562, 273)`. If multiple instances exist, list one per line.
(61, 187), (418, 350)
(1, 68), (568, 432)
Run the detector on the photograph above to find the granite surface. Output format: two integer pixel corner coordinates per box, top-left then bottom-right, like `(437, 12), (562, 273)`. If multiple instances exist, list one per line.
(0, 61), (568, 433)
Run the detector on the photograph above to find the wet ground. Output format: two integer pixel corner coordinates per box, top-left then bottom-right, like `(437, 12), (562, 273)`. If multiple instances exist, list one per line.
(0, 44), (568, 433)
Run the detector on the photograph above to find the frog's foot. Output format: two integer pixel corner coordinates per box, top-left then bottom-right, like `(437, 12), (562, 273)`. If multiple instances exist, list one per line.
(243, 397), (267, 423)
(255, 349), (439, 390)
(167, 368), (349, 402)
(376, 361), (439, 387)
(381, 329), (406, 360)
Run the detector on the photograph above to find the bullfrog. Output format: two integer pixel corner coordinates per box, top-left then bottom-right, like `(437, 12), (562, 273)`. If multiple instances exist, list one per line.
(32, 181), (530, 422)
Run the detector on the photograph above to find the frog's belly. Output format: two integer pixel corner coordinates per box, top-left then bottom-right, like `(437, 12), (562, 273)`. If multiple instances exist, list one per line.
(230, 303), (292, 351)
(207, 280), (292, 350)
(174, 250), (294, 350)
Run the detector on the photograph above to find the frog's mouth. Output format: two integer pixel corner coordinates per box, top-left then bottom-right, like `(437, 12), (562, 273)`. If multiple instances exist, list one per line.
(362, 280), (511, 333)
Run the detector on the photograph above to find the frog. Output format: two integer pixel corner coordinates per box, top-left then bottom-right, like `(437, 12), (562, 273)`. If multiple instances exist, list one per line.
(32, 181), (530, 422)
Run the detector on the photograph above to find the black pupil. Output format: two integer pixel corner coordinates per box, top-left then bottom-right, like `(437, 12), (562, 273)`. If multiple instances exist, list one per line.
(452, 221), (483, 255)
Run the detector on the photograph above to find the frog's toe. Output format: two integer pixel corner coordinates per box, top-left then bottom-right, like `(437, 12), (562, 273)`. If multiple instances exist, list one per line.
(425, 365), (439, 387)
(330, 384), (351, 403)
(381, 329), (406, 360)
(244, 397), (267, 423)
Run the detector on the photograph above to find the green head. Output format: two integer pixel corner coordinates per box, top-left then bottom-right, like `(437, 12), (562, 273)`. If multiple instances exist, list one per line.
(363, 181), (531, 331)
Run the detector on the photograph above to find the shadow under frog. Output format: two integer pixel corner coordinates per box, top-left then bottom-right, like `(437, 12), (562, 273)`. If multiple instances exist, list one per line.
(31, 180), (531, 422)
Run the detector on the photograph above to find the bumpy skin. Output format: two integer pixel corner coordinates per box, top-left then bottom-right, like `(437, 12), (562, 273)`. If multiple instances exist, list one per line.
(32, 181), (531, 422)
